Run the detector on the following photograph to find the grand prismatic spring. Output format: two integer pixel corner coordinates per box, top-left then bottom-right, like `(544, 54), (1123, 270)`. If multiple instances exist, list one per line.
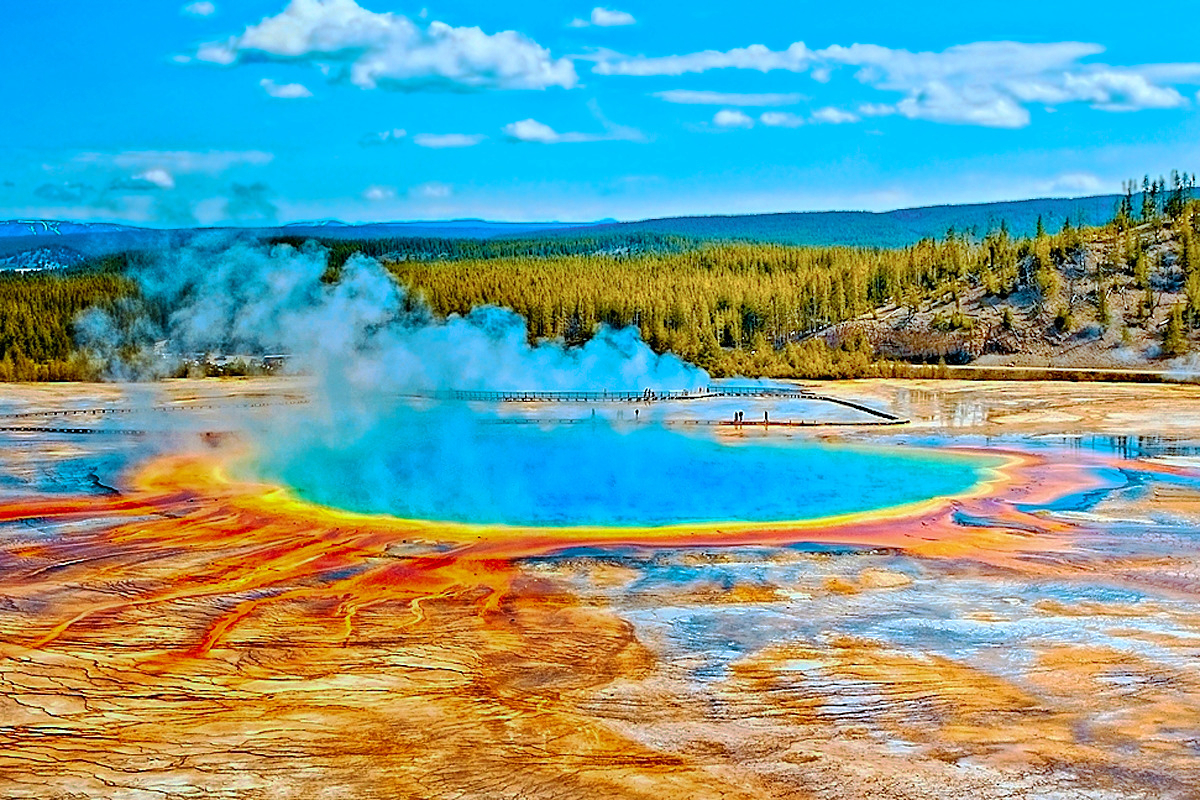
(3, 375), (1200, 800)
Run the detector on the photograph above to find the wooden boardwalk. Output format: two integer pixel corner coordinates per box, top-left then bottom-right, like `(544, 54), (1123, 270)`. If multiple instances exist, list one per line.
(437, 386), (815, 403)
(438, 386), (907, 425)
(0, 386), (908, 434)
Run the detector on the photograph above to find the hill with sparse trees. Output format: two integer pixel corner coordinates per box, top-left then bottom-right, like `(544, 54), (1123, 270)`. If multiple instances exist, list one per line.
(0, 174), (1196, 382)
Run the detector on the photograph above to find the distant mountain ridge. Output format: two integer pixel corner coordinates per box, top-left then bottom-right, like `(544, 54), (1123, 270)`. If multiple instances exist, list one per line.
(279, 219), (599, 240)
(0, 245), (88, 272)
(0, 218), (596, 240)
(0, 219), (605, 259)
(0, 220), (141, 238)
(569, 195), (1125, 248)
(0, 194), (1126, 262)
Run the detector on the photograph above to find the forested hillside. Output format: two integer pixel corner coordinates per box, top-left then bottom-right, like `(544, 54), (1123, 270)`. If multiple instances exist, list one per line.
(0, 174), (1195, 382)
(0, 259), (137, 381)
(387, 239), (966, 377)
(379, 174), (1198, 377)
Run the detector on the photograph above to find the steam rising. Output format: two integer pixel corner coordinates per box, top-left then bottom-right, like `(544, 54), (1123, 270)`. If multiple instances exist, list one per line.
(98, 237), (709, 395)
(88, 239), (982, 527)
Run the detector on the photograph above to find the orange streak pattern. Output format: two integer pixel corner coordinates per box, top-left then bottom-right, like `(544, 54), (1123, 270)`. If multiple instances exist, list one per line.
(0, 442), (1101, 663)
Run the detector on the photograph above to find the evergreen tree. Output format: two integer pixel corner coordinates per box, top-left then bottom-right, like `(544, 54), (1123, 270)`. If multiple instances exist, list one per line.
(1163, 303), (1188, 356)
(1117, 180), (1135, 226)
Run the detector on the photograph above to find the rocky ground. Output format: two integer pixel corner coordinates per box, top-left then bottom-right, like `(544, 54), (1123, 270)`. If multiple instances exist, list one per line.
(1, 379), (1199, 799)
(845, 222), (1200, 373)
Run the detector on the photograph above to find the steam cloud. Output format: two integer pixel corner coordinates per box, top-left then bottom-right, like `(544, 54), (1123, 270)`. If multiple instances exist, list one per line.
(92, 236), (708, 394)
(82, 238), (719, 522)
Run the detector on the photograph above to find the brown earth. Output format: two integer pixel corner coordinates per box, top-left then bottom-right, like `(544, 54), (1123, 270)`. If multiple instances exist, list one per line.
(1, 379), (1199, 799)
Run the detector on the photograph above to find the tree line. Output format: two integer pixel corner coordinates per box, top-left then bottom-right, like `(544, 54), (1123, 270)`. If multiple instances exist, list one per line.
(0, 258), (136, 381)
(0, 174), (1195, 382)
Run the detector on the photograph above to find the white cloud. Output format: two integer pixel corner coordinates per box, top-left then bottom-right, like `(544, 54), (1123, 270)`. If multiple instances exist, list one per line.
(1059, 70), (1186, 111)
(74, 150), (273, 174)
(195, 41), (237, 65)
(713, 109), (755, 129)
(596, 38), (1200, 128)
(29, 153), (277, 226)
(502, 117), (643, 144)
(183, 1), (216, 17)
(817, 41), (1103, 87)
(893, 83), (1027, 128)
(109, 170), (177, 192)
(591, 7), (636, 26)
(140, 168), (177, 189)
(654, 90), (802, 106)
(759, 111), (804, 128)
(571, 7), (636, 27)
(413, 133), (486, 148)
(195, 0), (577, 91)
(858, 103), (896, 117)
(818, 41), (1187, 125)
(811, 107), (860, 124)
(411, 181), (452, 199)
(363, 184), (396, 201)
(504, 119), (576, 143)
(359, 128), (407, 145)
(260, 78), (313, 98)
(596, 42), (812, 76)
(1040, 172), (1105, 196)
(127, 167), (177, 189)
(1137, 63), (1200, 83)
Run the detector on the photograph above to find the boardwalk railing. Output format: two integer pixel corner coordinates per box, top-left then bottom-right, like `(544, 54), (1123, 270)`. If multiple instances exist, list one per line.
(436, 386), (816, 403)
(0, 386), (908, 435)
(434, 386), (907, 424)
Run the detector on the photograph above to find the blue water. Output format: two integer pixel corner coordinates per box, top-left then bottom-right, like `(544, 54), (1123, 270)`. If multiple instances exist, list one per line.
(250, 409), (994, 528)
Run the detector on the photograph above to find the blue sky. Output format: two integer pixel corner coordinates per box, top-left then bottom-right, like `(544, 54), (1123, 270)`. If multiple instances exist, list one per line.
(2, 0), (1199, 225)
